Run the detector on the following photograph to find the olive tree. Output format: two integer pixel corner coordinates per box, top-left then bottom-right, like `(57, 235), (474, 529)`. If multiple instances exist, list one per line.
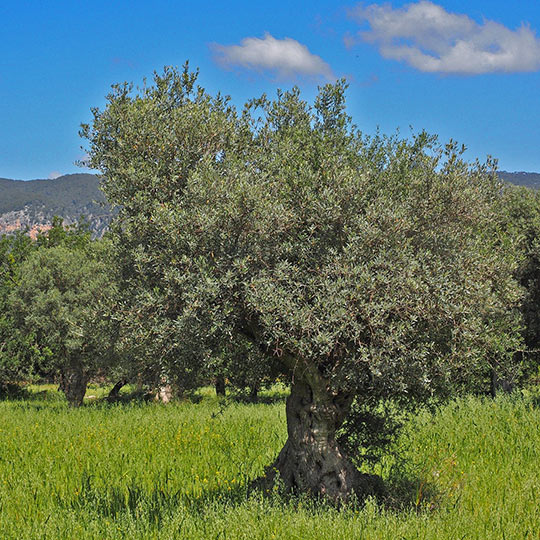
(497, 184), (540, 388)
(0, 232), (41, 392)
(9, 240), (117, 406)
(82, 66), (523, 499)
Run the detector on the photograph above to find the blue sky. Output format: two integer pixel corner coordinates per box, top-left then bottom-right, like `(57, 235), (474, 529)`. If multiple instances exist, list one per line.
(2, 0), (540, 180)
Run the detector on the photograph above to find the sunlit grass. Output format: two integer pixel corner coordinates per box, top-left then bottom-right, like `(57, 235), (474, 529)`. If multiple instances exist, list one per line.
(0, 387), (538, 539)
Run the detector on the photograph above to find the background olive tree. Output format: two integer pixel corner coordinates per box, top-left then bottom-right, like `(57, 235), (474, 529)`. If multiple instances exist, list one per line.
(9, 230), (118, 406)
(82, 66), (523, 500)
(497, 184), (540, 389)
(0, 231), (41, 394)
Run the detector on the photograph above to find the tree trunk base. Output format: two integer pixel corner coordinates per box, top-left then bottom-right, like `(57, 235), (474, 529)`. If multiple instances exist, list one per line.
(252, 378), (383, 502)
(60, 360), (88, 407)
(254, 440), (383, 502)
(154, 384), (173, 403)
(249, 383), (259, 402)
(215, 375), (226, 397)
(490, 369), (515, 397)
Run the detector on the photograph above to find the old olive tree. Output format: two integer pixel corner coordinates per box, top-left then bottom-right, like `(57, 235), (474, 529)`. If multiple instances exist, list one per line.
(81, 66), (523, 499)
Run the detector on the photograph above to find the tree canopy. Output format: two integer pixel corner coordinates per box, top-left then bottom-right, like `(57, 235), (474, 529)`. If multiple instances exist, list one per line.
(82, 65), (524, 499)
(8, 221), (117, 405)
(0, 231), (40, 392)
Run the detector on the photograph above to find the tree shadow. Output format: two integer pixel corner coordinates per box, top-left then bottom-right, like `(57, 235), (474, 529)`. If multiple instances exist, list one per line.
(63, 465), (444, 527)
(227, 393), (288, 406)
(0, 383), (32, 401)
(0, 385), (67, 411)
(65, 474), (251, 525)
(377, 473), (442, 513)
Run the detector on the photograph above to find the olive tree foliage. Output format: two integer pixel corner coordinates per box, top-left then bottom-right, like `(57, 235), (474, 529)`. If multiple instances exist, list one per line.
(0, 232), (41, 393)
(80, 65), (253, 396)
(82, 65), (523, 499)
(9, 237), (118, 406)
(210, 337), (280, 399)
(498, 184), (540, 385)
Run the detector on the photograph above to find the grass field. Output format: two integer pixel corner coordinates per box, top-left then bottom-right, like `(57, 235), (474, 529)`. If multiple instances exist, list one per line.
(0, 386), (538, 539)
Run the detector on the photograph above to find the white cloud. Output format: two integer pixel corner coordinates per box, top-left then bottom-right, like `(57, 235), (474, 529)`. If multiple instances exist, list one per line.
(348, 1), (540, 74)
(48, 171), (62, 179)
(211, 33), (335, 80)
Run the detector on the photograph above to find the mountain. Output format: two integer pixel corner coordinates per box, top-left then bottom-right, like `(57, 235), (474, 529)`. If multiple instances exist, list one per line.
(497, 171), (540, 190)
(0, 173), (111, 238)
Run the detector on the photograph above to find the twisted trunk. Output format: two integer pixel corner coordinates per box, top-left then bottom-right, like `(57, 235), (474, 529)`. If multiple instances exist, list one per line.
(60, 358), (88, 407)
(240, 325), (381, 501)
(261, 376), (381, 501)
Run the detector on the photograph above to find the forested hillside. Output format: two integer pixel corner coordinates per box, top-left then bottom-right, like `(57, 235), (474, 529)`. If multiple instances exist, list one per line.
(0, 173), (110, 237)
(498, 171), (540, 189)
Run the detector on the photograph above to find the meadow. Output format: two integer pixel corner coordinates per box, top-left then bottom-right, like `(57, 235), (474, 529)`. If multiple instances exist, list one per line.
(0, 386), (538, 540)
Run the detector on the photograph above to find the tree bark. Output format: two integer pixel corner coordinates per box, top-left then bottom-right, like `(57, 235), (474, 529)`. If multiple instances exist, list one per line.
(215, 375), (226, 397)
(239, 325), (382, 501)
(490, 369), (515, 397)
(60, 358), (88, 407)
(260, 377), (381, 502)
(107, 379), (127, 402)
(249, 382), (259, 402)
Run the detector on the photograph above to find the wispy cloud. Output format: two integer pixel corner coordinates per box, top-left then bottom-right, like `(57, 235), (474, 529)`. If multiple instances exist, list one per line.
(211, 33), (335, 80)
(48, 171), (62, 179)
(348, 1), (540, 75)
(111, 56), (136, 69)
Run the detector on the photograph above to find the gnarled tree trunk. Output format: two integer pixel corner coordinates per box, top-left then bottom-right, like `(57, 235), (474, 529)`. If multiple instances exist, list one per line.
(60, 358), (88, 407)
(260, 376), (381, 502)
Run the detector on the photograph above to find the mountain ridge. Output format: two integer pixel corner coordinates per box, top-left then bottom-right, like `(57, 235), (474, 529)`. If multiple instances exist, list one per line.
(497, 171), (540, 190)
(0, 173), (111, 238)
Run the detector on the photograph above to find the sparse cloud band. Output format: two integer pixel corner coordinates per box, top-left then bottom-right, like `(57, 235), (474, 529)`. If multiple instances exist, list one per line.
(348, 1), (540, 75)
(211, 33), (335, 80)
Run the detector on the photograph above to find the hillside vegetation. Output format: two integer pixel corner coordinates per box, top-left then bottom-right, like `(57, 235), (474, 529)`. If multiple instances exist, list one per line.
(0, 174), (103, 215)
(0, 174), (110, 237)
(498, 171), (540, 190)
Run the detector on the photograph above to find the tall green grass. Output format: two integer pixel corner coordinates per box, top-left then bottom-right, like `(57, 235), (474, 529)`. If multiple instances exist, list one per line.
(0, 389), (538, 539)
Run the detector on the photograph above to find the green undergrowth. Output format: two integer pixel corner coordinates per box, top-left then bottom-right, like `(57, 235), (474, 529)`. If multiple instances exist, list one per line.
(0, 388), (538, 539)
